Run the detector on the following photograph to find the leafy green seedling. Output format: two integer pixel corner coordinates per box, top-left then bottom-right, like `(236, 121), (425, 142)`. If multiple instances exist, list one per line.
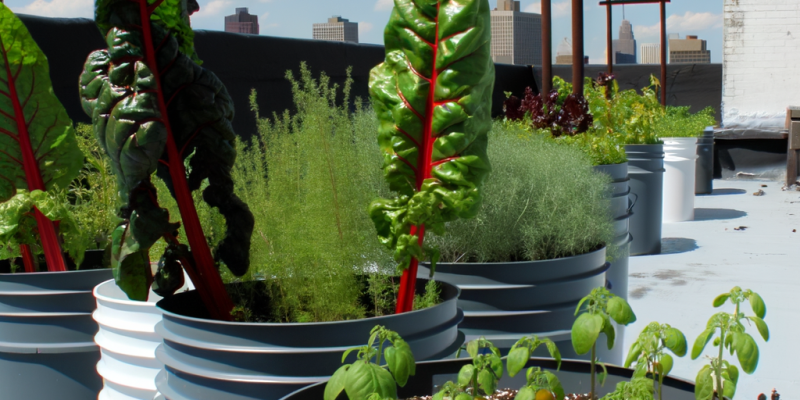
(572, 287), (637, 399)
(434, 338), (504, 399)
(625, 322), (687, 400)
(691, 287), (768, 400)
(514, 367), (566, 400)
(507, 335), (562, 377)
(600, 377), (656, 400)
(324, 326), (415, 400)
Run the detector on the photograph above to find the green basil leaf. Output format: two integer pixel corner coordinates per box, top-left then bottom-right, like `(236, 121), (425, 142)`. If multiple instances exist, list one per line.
(477, 368), (497, 395)
(748, 316), (769, 342)
(659, 353), (673, 376)
(602, 316), (616, 350)
(571, 312), (604, 355)
(749, 292), (766, 319)
(712, 293), (730, 308)
(545, 339), (562, 370)
(734, 332), (759, 374)
(515, 386), (536, 400)
(507, 347), (530, 377)
(695, 365), (714, 400)
(457, 364), (475, 386)
(344, 363), (397, 400)
(726, 364), (739, 385)
(607, 296), (636, 325)
(664, 327), (688, 357)
(691, 329), (715, 359)
(324, 365), (349, 400)
(544, 370), (566, 400)
(466, 340), (479, 359)
(624, 342), (641, 368)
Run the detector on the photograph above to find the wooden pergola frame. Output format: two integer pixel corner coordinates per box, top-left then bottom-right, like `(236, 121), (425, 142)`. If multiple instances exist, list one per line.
(599, 0), (671, 105)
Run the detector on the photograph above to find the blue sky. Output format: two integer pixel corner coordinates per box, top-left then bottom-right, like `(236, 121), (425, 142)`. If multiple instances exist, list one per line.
(8, 0), (724, 63)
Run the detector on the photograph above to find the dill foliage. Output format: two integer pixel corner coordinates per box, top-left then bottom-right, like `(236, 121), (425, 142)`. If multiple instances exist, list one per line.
(231, 64), (397, 323)
(430, 122), (614, 263)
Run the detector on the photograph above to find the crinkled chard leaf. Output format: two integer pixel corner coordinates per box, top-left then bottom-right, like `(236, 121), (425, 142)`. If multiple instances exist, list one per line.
(368, 0), (494, 270)
(79, 0), (254, 303)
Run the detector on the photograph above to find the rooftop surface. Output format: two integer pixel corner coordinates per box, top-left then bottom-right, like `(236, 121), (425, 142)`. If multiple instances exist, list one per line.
(624, 179), (799, 399)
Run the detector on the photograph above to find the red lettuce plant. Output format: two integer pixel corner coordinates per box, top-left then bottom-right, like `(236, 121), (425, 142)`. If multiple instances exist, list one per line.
(79, 0), (253, 320)
(369, 0), (494, 312)
(0, 4), (84, 272)
(505, 83), (593, 137)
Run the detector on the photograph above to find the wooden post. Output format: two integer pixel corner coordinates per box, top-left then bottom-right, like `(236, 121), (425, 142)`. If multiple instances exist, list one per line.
(606, 2), (613, 74)
(572, 0), (584, 95)
(542, 0), (553, 96)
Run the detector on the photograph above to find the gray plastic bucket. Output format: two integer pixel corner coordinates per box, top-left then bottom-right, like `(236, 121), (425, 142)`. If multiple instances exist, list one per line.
(281, 357), (698, 400)
(154, 279), (463, 400)
(625, 144), (665, 255)
(0, 269), (112, 399)
(696, 128), (715, 194)
(418, 247), (622, 364)
(593, 162), (633, 301)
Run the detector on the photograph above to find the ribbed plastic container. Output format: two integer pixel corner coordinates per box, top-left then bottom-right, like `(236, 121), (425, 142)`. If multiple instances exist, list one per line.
(593, 162), (633, 301)
(663, 137), (698, 222)
(696, 128), (715, 195)
(0, 269), (111, 399)
(94, 275), (194, 400)
(625, 144), (665, 255)
(418, 247), (621, 365)
(154, 279), (463, 400)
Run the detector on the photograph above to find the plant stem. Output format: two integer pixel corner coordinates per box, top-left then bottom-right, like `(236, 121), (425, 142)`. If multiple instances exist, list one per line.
(19, 244), (35, 273)
(136, 0), (233, 320)
(591, 342), (596, 400)
(716, 330), (725, 399)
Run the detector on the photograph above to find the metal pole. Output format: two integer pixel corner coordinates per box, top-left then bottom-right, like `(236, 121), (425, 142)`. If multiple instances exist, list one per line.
(572, 0), (584, 95)
(606, 3), (613, 74)
(542, 0), (552, 96)
(660, 0), (667, 106)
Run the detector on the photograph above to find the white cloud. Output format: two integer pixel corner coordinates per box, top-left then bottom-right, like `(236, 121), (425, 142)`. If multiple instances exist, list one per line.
(524, 1), (570, 18)
(374, 0), (394, 11)
(634, 11), (723, 39)
(359, 22), (374, 35)
(193, 0), (233, 19)
(12, 0), (93, 18)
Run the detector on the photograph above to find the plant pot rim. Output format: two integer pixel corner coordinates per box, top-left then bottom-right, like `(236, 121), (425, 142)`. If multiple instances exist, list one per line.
(93, 278), (160, 307)
(423, 245), (606, 267)
(156, 278), (460, 328)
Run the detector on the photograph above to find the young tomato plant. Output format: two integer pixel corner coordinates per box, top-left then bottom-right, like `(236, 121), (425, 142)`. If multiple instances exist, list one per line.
(691, 287), (769, 400)
(572, 287), (637, 400)
(79, 0), (254, 319)
(434, 338), (504, 399)
(507, 335), (562, 377)
(625, 322), (688, 400)
(0, 4), (84, 272)
(324, 326), (415, 400)
(369, 0), (494, 313)
(507, 336), (564, 400)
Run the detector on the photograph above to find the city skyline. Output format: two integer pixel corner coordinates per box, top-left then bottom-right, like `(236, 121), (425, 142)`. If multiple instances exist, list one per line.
(5, 0), (724, 64)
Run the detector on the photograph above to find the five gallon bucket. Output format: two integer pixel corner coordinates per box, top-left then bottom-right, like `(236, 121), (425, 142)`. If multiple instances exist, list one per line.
(625, 144), (665, 256)
(696, 128), (714, 195)
(663, 137), (698, 222)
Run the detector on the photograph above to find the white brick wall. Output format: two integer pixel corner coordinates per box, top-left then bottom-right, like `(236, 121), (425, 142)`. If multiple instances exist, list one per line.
(723, 0), (800, 129)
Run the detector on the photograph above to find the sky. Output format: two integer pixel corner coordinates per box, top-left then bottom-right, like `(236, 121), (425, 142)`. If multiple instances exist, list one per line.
(6, 0), (724, 63)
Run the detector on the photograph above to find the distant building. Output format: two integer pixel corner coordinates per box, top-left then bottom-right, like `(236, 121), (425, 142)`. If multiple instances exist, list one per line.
(313, 16), (359, 43)
(669, 35), (711, 64)
(640, 43), (661, 64)
(555, 37), (572, 65)
(225, 8), (259, 35)
(490, 0), (542, 65)
(612, 19), (636, 64)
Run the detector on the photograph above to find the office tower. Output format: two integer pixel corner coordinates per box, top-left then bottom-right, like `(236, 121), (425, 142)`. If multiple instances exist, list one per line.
(491, 0), (542, 65)
(313, 16), (359, 43)
(640, 43), (661, 64)
(612, 19), (636, 64)
(669, 35), (711, 64)
(225, 8), (259, 35)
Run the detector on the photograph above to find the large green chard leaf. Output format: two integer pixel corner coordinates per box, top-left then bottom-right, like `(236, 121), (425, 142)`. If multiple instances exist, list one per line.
(368, 0), (494, 270)
(79, 0), (253, 304)
(0, 4), (83, 203)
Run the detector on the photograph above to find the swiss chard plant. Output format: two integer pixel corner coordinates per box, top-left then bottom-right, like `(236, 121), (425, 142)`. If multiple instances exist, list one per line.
(79, 0), (254, 319)
(434, 338), (504, 400)
(369, 0), (494, 312)
(691, 287), (769, 400)
(0, 4), (84, 272)
(625, 322), (688, 400)
(572, 287), (637, 400)
(324, 326), (415, 400)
